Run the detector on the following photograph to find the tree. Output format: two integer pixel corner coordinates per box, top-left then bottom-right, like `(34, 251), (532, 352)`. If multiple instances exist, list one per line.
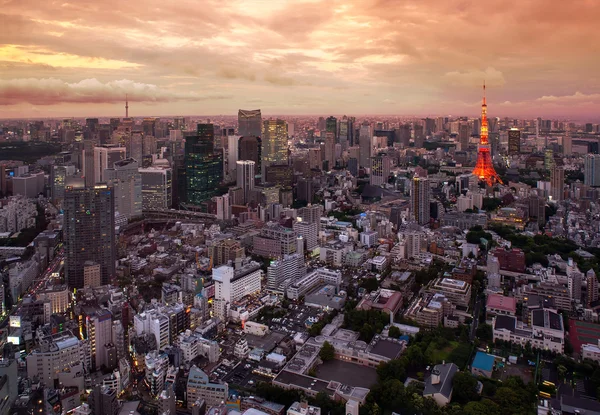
(360, 277), (379, 292)
(376, 359), (407, 382)
(319, 341), (335, 361)
(388, 326), (401, 339)
(476, 324), (493, 342)
(451, 371), (480, 405)
(463, 400), (501, 415)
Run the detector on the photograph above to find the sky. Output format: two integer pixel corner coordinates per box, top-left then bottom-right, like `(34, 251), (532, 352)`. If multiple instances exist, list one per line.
(1, 0), (599, 120)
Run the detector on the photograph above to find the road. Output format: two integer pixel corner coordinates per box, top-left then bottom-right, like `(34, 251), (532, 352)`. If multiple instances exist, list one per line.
(0, 249), (64, 329)
(470, 294), (483, 341)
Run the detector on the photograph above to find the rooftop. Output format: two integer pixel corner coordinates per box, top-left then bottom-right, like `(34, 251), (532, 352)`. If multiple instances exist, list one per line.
(472, 352), (495, 372)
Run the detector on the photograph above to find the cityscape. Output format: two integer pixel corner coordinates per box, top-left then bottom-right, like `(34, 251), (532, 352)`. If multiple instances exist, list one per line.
(1, 1), (600, 415)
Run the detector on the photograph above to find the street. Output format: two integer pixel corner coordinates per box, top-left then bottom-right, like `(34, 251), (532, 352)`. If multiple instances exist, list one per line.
(0, 248), (64, 329)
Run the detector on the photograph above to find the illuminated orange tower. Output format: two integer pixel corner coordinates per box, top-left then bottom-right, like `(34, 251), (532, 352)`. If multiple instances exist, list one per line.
(472, 82), (502, 186)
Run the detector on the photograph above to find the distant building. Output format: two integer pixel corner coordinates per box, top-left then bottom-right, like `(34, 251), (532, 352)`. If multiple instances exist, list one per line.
(185, 124), (223, 205)
(490, 247), (526, 273)
(492, 309), (564, 353)
(412, 174), (430, 225)
(238, 109), (262, 137)
(508, 128), (521, 155)
(139, 166), (172, 210)
(584, 154), (600, 187)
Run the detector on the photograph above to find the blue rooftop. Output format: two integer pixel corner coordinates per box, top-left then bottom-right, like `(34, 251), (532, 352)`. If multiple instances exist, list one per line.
(472, 352), (495, 371)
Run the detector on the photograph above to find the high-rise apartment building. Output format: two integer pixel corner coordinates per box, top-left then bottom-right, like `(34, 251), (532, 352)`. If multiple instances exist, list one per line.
(413, 125), (425, 148)
(238, 109), (262, 137)
(508, 128), (521, 155)
(238, 135), (261, 167)
(83, 139), (96, 187)
(236, 160), (255, 204)
(587, 269), (598, 307)
(64, 185), (116, 288)
(324, 132), (336, 170)
(584, 154), (600, 187)
(209, 239), (245, 267)
(261, 119), (288, 179)
(267, 253), (306, 291)
(139, 166), (172, 209)
(214, 194), (231, 220)
(104, 158), (142, 219)
(185, 124), (223, 205)
(412, 174), (430, 225)
(326, 116), (337, 140)
(550, 165), (565, 201)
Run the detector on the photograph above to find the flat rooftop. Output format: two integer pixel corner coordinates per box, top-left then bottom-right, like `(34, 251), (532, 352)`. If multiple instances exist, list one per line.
(369, 338), (404, 360)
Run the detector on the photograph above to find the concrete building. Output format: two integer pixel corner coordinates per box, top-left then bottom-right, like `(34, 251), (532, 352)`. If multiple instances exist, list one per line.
(252, 223), (297, 258)
(492, 309), (564, 353)
(412, 174), (430, 225)
(209, 239), (245, 267)
(293, 220), (318, 251)
(236, 160), (255, 204)
(26, 331), (86, 386)
(187, 365), (228, 408)
(584, 154), (600, 187)
(139, 166), (172, 210)
(426, 278), (471, 307)
(94, 145), (126, 184)
(286, 268), (341, 300)
(104, 158), (142, 220)
(267, 253), (306, 292)
(37, 285), (70, 315)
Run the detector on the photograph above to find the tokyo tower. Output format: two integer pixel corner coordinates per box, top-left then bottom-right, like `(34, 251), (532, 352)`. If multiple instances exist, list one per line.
(472, 83), (502, 186)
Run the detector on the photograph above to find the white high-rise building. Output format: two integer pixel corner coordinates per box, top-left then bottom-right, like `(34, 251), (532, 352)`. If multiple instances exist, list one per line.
(213, 261), (262, 304)
(94, 145), (126, 183)
(139, 167), (172, 209)
(104, 158), (142, 220)
(215, 194), (231, 220)
(267, 253), (306, 291)
(236, 160), (255, 203)
(227, 135), (241, 179)
(292, 220), (318, 251)
(584, 154), (600, 187)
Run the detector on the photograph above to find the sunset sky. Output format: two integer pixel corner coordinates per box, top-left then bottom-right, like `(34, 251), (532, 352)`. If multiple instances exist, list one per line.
(1, 0), (599, 119)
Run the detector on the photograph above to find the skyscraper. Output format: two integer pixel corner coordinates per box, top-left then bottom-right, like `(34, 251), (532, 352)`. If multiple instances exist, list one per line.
(185, 124), (223, 205)
(64, 185), (116, 289)
(411, 174), (430, 225)
(324, 132), (336, 170)
(508, 128), (521, 155)
(359, 123), (372, 168)
(370, 155), (391, 186)
(139, 166), (173, 209)
(94, 145), (126, 184)
(413, 125), (424, 148)
(326, 116), (337, 141)
(472, 83), (502, 186)
(104, 158), (142, 219)
(459, 123), (470, 151)
(584, 154), (600, 187)
(261, 119), (288, 179)
(83, 139), (96, 188)
(236, 161), (255, 204)
(550, 165), (565, 201)
(238, 136), (261, 170)
(238, 109), (262, 137)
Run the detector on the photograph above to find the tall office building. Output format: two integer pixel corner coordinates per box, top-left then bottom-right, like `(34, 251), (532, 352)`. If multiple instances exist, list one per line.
(94, 145), (126, 184)
(236, 161), (255, 204)
(185, 124), (223, 205)
(508, 128), (521, 155)
(411, 174), (430, 225)
(584, 154), (600, 187)
(139, 167), (173, 209)
(326, 116), (337, 140)
(413, 125), (424, 148)
(238, 109), (262, 137)
(459, 123), (470, 151)
(64, 185), (116, 288)
(338, 116), (352, 149)
(359, 124), (372, 168)
(226, 134), (241, 179)
(550, 165), (565, 201)
(370, 155), (391, 186)
(104, 158), (142, 219)
(238, 136), (261, 167)
(398, 124), (411, 148)
(83, 139), (96, 188)
(261, 119), (288, 179)
(324, 132), (336, 170)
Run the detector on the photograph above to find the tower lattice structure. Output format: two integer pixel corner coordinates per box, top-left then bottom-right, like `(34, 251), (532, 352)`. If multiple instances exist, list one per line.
(472, 83), (502, 186)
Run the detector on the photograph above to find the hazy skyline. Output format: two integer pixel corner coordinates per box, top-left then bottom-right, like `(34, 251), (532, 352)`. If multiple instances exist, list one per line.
(1, 0), (599, 120)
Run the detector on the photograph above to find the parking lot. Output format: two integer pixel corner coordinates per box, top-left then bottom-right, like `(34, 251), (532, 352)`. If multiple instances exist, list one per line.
(261, 304), (324, 334)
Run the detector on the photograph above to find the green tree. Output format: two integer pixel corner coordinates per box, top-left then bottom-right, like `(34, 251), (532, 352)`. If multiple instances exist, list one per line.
(463, 400), (502, 415)
(451, 371), (480, 405)
(376, 359), (407, 382)
(476, 324), (493, 342)
(319, 341), (335, 361)
(388, 325), (401, 339)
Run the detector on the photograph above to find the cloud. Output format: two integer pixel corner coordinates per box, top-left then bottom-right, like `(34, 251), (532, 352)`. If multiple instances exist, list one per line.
(443, 67), (506, 87)
(536, 91), (600, 103)
(0, 78), (232, 105)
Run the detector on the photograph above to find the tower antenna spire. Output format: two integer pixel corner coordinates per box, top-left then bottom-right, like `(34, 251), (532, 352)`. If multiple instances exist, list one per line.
(483, 80), (486, 105)
(125, 94), (129, 118)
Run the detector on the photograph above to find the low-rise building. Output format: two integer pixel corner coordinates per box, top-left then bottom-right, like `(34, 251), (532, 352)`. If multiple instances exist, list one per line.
(492, 309), (564, 353)
(187, 365), (228, 408)
(423, 363), (458, 406)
